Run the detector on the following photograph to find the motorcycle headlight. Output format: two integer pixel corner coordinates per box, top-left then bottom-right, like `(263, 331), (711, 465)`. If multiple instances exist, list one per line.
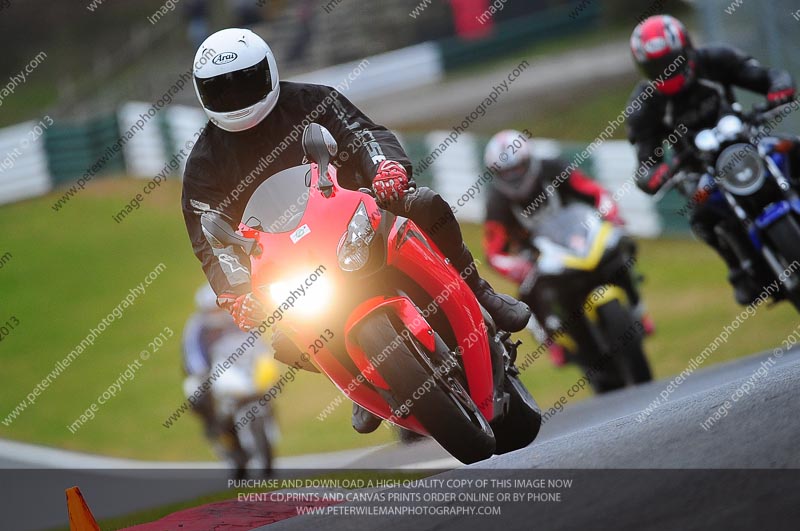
(716, 143), (765, 196)
(695, 129), (719, 152)
(717, 115), (744, 140)
(267, 274), (333, 316)
(337, 202), (376, 271)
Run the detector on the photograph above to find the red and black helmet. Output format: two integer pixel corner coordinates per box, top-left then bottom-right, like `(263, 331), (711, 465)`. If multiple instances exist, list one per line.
(630, 15), (695, 96)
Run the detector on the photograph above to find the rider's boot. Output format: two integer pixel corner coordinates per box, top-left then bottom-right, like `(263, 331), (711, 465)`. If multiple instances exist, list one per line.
(272, 331), (381, 433)
(352, 403), (382, 433)
(454, 244), (531, 332)
(632, 302), (656, 336)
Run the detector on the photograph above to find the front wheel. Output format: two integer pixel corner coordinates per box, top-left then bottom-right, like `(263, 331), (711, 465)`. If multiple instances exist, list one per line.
(396, 427), (427, 444)
(765, 215), (800, 311)
(356, 313), (495, 464)
(250, 413), (275, 476)
(767, 214), (800, 269)
(597, 300), (652, 386)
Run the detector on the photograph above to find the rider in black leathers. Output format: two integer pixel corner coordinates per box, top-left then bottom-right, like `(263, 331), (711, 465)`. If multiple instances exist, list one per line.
(627, 15), (797, 304)
(182, 28), (530, 434)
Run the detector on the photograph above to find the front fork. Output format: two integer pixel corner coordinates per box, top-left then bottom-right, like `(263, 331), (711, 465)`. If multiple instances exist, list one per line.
(486, 330), (516, 420)
(479, 307), (514, 420)
(719, 188), (797, 292)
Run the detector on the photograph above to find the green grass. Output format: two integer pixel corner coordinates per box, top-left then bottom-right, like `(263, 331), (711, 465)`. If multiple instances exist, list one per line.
(0, 179), (797, 461)
(437, 21), (642, 141)
(511, 74), (640, 141)
(0, 82), (60, 127)
(445, 24), (632, 82)
(460, 223), (799, 412)
(0, 178), (213, 460)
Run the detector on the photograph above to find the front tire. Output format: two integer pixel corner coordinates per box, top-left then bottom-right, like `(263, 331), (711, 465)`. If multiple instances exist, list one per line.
(396, 427), (427, 444)
(766, 215), (800, 311)
(356, 313), (495, 464)
(767, 215), (800, 268)
(597, 300), (652, 385)
(250, 414), (274, 476)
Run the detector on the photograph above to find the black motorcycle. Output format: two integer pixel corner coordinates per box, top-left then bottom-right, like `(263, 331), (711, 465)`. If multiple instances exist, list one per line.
(655, 102), (800, 309)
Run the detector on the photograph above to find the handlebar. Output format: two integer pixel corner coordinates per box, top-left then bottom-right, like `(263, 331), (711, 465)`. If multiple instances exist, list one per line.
(358, 186), (417, 202)
(651, 100), (797, 203)
(744, 100), (795, 125)
(652, 170), (689, 203)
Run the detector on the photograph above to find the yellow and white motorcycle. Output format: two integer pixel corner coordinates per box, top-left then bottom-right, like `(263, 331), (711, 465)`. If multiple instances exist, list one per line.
(182, 289), (281, 477)
(521, 202), (653, 393)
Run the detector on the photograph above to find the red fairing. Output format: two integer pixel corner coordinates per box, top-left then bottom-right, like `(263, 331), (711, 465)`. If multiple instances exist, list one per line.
(343, 296), (436, 392)
(483, 221), (532, 284)
(244, 159), (495, 434)
(387, 217), (495, 420)
(244, 165), (398, 422)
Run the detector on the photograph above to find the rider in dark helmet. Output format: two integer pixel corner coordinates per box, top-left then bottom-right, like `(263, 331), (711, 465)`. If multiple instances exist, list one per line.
(627, 15), (797, 304)
(182, 28), (531, 434)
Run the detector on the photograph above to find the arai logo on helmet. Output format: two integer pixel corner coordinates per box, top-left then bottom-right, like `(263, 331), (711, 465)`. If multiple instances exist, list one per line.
(212, 52), (238, 65)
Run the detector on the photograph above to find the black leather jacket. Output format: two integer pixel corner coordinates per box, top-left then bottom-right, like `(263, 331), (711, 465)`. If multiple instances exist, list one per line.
(181, 81), (411, 295)
(627, 45), (794, 193)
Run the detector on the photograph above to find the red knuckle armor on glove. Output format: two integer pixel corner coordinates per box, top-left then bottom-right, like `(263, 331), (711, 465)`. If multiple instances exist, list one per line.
(767, 87), (795, 107)
(596, 194), (622, 225)
(217, 292), (267, 332)
(483, 221), (534, 285)
(372, 160), (409, 203)
(646, 162), (672, 194)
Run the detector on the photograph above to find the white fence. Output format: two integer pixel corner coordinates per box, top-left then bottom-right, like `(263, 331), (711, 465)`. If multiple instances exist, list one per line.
(0, 103), (661, 237)
(0, 121), (51, 206)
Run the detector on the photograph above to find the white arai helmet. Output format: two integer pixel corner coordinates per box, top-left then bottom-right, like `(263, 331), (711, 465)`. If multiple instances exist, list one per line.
(193, 28), (280, 132)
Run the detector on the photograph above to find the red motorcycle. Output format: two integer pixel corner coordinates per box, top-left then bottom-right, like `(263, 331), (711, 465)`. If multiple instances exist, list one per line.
(201, 124), (541, 463)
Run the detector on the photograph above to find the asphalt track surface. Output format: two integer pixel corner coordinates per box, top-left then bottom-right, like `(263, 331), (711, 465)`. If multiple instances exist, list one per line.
(3, 346), (800, 530)
(265, 346), (800, 531)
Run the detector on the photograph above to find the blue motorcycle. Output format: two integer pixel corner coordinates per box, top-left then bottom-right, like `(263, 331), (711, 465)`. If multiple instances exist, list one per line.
(656, 102), (800, 309)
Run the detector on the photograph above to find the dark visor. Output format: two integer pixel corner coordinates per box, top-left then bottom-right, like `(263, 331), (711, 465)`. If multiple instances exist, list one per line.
(638, 51), (688, 81)
(196, 56), (272, 113)
(498, 161), (529, 185)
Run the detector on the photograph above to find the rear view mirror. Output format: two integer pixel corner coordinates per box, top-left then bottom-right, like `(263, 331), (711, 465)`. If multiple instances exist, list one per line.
(201, 211), (256, 255)
(302, 123), (337, 196)
(302, 123), (338, 163)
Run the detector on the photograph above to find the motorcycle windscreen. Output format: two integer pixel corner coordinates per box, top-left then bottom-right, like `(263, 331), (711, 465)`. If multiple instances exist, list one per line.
(531, 203), (598, 255)
(242, 164), (312, 233)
